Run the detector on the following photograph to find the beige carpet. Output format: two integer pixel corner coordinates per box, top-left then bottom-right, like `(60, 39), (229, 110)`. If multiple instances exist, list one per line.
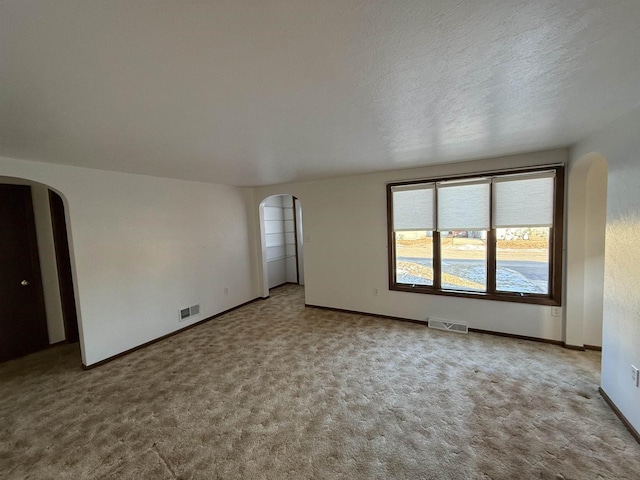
(1, 285), (638, 479)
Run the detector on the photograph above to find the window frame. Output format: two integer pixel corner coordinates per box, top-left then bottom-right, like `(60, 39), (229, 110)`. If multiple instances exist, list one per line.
(387, 165), (564, 306)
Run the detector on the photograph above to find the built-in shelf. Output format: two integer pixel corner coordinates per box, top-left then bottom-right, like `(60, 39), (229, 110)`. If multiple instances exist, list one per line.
(266, 254), (297, 263)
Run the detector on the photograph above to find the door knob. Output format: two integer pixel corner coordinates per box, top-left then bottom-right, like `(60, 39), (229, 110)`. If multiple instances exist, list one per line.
(20, 280), (29, 286)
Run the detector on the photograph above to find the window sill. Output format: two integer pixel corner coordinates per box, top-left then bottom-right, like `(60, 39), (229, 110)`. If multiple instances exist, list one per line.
(390, 284), (561, 306)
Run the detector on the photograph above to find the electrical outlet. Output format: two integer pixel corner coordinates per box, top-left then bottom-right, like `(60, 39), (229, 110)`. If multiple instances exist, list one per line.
(551, 306), (562, 317)
(632, 365), (639, 387)
(373, 288), (379, 296)
(224, 287), (229, 295)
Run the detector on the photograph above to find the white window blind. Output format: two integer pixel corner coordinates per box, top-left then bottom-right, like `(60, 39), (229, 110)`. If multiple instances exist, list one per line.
(391, 183), (435, 231)
(436, 178), (491, 231)
(493, 171), (556, 228)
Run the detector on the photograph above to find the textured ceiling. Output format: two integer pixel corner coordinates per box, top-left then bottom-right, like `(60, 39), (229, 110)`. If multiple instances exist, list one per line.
(2, 1), (640, 186)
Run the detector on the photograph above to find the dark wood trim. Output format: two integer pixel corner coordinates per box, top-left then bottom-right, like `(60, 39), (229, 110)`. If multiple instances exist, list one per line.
(82, 296), (263, 369)
(470, 327), (564, 347)
(387, 163), (564, 188)
(487, 182), (496, 294)
(599, 387), (640, 444)
(305, 303), (428, 326)
(584, 344), (602, 352)
(305, 303), (574, 348)
(0, 184), (49, 363)
(306, 304), (599, 354)
(551, 166), (565, 304)
(433, 231), (441, 289)
(387, 165), (565, 306)
(22, 186), (50, 350)
(433, 188), (441, 290)
(308, 303), (597, 354)
(386, 183), (395, 290)
(49, 190), (79, 343)
(389, 284), (561, 306)
(292, 196), (300, 285)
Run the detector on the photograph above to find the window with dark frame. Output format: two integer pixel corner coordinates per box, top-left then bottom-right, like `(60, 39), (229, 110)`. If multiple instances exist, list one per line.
(387, 165), (564, 306)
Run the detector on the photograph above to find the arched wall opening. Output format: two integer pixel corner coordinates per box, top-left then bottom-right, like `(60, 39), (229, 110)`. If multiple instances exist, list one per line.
(258, 194), (305, 298)
(0, 176), (83, 363)
(565, 153), (608, 348)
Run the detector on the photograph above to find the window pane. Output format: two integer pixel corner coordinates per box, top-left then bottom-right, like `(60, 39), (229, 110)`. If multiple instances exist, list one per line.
(440, 231), (487, 292)
(437, 180), (490, 231)
(493, 172), (555, 228)
(392, 184), (435, 231)
(496, 227), (550, 294)
(395, 231), (433, 286)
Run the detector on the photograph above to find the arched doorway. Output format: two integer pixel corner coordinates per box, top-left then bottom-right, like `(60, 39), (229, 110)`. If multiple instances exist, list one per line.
(0, 177), (80, 362)
(565, 153), (608, 349)
(258, 194), (304, 298)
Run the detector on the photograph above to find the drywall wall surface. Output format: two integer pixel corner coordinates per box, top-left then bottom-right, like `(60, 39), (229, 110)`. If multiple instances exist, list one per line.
(253, 149), (569, 341)
(31, 184), (66, 343)
(0, 156), (257, 366)
(564, 158), (588, 348)
(295, 199), (305, 285)
(565, 153), (607, 349)
(0, 177), (66, 344)
(245, 188), (262, 298)
(572, 104), (640, 433)
(583, 160), (607, 347)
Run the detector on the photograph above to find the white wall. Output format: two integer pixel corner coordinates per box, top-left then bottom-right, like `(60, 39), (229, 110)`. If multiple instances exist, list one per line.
(31, 184), (66, 343)
(253, 149), (569, 342)
(583, 160), (607, 347)
(0, 177), (66, 344)
(572, 104), (640, 433)
(565, 153), (608, 349)
(0, 156), (258, 366)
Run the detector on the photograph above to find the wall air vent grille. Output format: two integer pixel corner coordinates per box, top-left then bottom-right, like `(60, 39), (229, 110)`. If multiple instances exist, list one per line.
(180, 304), (201, 322)
(428, 318), (468, 334)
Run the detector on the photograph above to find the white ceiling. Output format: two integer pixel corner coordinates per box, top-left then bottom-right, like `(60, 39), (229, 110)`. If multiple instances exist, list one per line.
(2, 1), (640, 187)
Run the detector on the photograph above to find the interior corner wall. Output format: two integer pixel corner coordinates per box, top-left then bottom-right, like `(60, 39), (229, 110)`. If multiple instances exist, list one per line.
(565, 153), (608, 349)
(245, 188), (262, 301)
(582, 160), (607, 347)
(252, 149), (569, 342)
(31, 184), (66, 344)
(564, 158), (589, 348)
(571, 104), (640, 434)
(0, 156), (258, 366)
(295, 198), (305, 286)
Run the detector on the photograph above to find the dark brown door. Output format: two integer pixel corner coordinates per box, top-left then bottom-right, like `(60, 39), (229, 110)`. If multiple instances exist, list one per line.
(49, 190), (79, 343)
(0, 184), (49, 362)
